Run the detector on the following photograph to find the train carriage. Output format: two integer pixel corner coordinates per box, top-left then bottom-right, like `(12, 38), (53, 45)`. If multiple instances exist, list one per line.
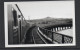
(8, 4), (30, 44)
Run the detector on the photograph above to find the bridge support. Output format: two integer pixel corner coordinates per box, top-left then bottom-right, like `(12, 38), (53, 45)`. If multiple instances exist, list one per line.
(52, 32), (53, 43)
(53, 28), (55, 32)
(66, 27), (68, 29)
(47, 26), (72, 33)
(62, 35), (64, 43)
(58, 27), (60, 31)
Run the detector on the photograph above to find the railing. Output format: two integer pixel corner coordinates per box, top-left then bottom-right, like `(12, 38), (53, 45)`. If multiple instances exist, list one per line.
(38, 27), (73, 44)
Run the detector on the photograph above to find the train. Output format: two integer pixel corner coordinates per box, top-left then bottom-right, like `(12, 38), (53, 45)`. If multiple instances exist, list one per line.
(7, 4), (73, 44)
(8, 4), (32, 44)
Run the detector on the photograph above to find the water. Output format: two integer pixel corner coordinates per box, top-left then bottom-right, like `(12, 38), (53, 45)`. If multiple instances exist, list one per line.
(56, 28), (73, 37)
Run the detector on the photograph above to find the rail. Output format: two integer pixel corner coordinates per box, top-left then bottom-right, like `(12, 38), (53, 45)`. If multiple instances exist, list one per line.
(38, 27), (73, 44)
(31, 27), (48, 44)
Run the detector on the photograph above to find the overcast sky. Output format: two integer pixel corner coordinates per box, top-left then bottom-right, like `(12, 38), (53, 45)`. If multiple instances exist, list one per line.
(17, 1), (75, 20)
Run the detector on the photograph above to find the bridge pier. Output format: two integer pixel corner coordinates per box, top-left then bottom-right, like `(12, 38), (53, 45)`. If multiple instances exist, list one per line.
(69, 26), (71, 29)
(69, 26), (70, 29)
(55, 27), (57, 32)
(67, 26), (71, 29)
(59, 27), (61, 31)
(64, 27), (66, 29)
(66, 27), (68, 29)
(46, 25), (72, 33)
(60, 27), (62, 30)
(55, 27), (58, 31)
(52, 28), (55, 32)
(58, 27), (60, 31)
(63, 27), (65, 30)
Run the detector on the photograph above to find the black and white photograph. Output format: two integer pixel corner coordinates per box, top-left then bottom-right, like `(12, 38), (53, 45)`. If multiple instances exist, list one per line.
(4, 0), (75, 47)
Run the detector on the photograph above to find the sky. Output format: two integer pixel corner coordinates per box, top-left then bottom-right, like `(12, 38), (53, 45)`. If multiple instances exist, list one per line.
(17, 1), (75, 20)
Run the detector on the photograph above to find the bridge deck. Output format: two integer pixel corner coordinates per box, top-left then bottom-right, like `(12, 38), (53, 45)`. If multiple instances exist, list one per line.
(25, 26), (73, 44)
(25, 26), (51, 44)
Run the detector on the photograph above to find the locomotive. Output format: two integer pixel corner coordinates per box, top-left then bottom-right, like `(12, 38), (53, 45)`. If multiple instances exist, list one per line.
(8, 4), (31, 44)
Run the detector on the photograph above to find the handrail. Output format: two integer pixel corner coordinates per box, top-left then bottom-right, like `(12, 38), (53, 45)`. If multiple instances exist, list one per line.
(38, 27), (73, 44)
(40, 26), (73, 37)
(37, 27), (53, 43)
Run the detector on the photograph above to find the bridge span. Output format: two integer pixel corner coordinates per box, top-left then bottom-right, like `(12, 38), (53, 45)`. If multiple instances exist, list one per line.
(25, 25), (73, 44)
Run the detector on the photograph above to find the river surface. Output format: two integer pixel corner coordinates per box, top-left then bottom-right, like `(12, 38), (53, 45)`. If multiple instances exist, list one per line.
(56, 28), (73, 37)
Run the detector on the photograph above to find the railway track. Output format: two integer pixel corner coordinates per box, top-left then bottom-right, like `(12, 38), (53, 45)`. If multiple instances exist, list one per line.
(25, 26), (53, 44)
(32, 27), (48, 44)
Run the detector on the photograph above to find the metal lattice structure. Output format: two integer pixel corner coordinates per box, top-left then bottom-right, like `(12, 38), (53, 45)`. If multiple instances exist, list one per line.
(39, 27), (73, 44)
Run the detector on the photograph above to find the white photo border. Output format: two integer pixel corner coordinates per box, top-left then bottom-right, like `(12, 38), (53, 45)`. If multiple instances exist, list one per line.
(4, 1), (76, 47)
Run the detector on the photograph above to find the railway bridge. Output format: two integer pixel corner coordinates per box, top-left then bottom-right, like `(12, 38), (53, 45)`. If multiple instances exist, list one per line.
(7, 4), (73, 44)
(25, 23), (73, 44)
